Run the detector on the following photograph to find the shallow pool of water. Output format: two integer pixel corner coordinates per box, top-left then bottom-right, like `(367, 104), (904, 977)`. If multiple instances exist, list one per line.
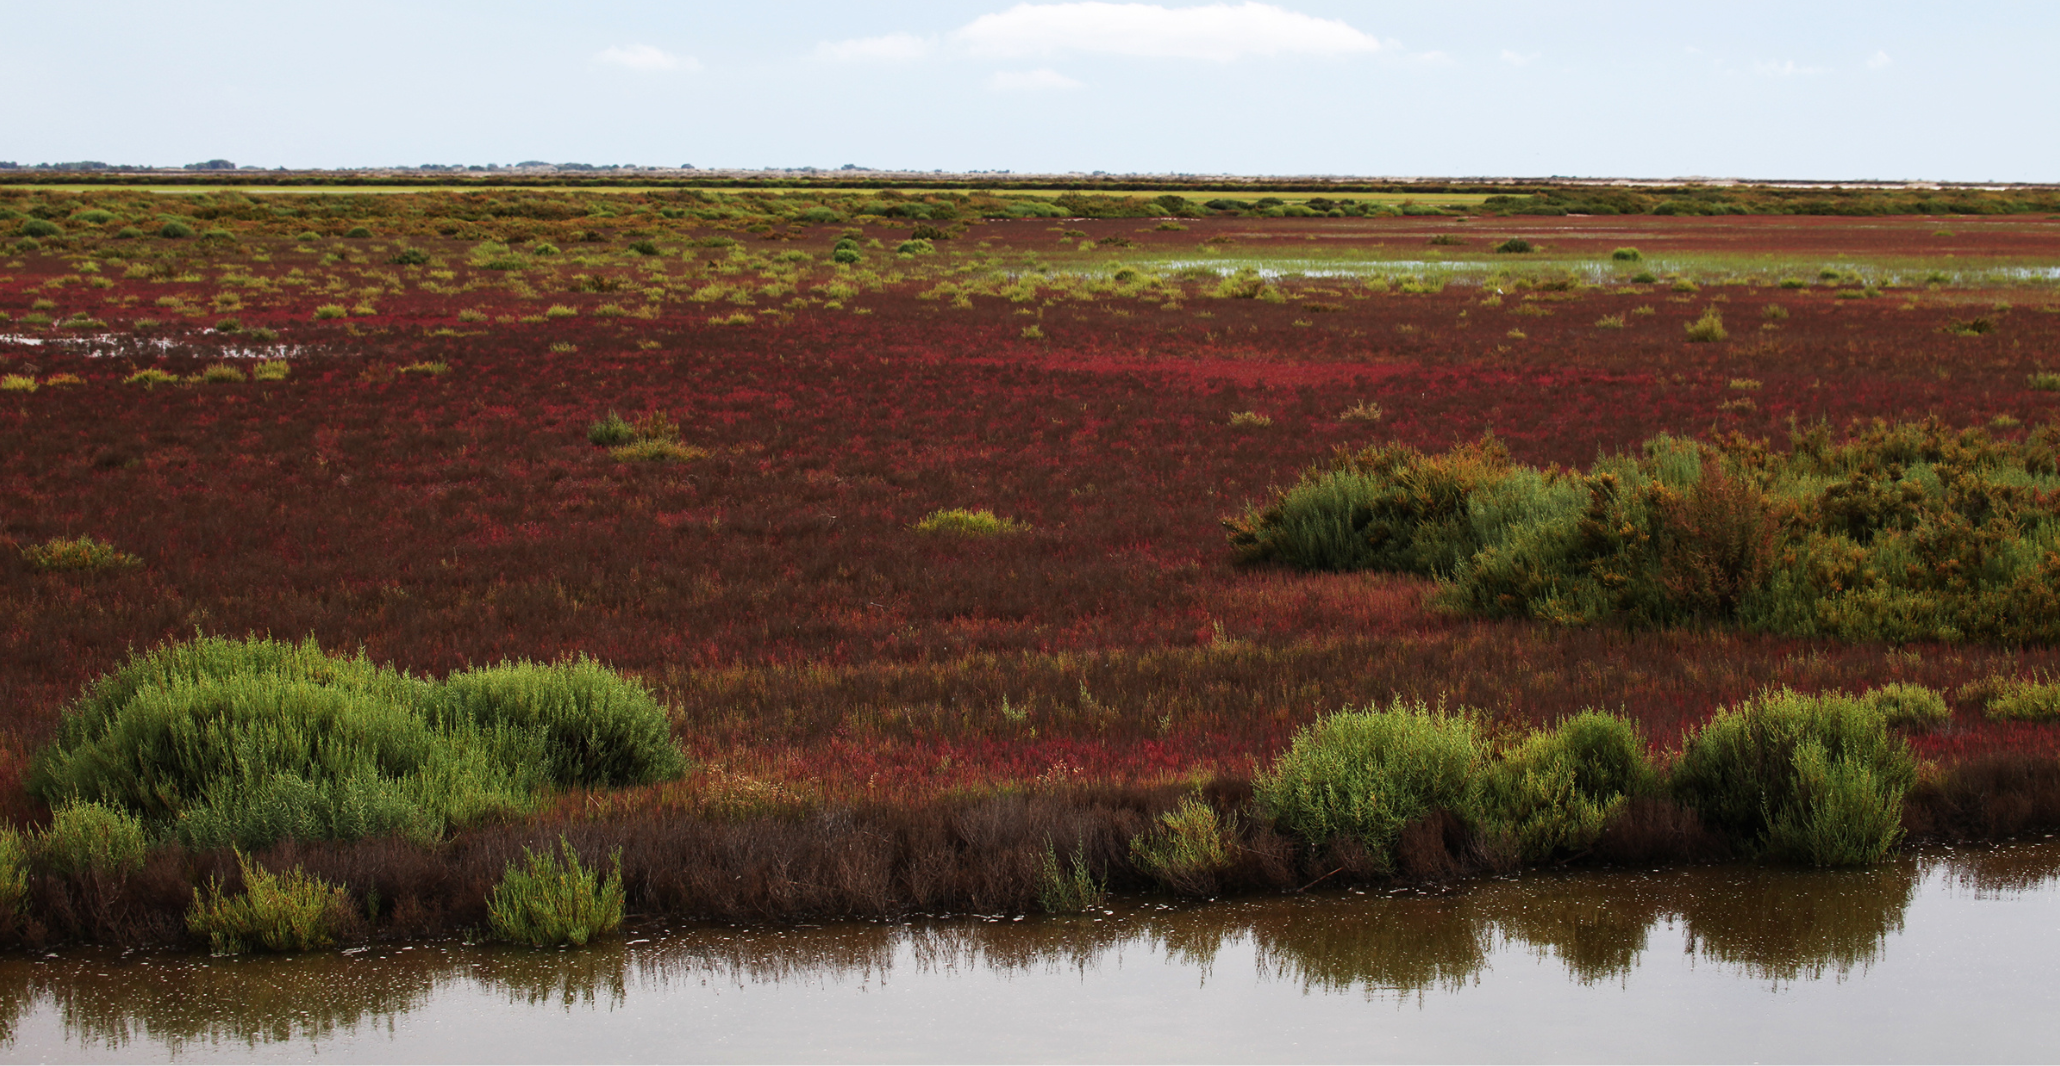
(5, 842), (2059, 1063)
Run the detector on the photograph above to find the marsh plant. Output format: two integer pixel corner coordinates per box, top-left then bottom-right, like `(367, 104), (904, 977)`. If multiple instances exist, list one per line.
(487, 838), (625, 948)
(187, 852), (350, 954)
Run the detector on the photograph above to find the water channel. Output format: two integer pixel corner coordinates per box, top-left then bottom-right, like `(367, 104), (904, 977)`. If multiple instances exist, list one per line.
(4, 842), (2059, 1063)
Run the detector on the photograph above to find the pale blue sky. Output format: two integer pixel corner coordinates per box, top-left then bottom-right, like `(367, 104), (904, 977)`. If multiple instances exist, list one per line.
(7, 1), (2055, 180)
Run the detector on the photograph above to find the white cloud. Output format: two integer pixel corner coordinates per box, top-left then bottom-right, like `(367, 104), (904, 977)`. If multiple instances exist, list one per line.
(1867, 50), (1892, 69)
(953, 2), (1380, 62)
(988, 68), (1085, 90)
(1753, 59), (1825, 78)
(1499, 49), (1539, 66)
(816, 33), (934, 62)
(1408, 50), (1456, 67)
(597, 44), (693, 71)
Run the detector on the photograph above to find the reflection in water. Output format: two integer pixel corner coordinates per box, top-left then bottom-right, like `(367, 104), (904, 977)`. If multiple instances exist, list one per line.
(4, 844), (2060, 1058)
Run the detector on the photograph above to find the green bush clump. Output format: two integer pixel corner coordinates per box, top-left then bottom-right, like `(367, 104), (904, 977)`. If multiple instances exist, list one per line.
(75, 209), (116, 225)
(1980, 678), (2060, 722)
(21, 535), (142, 573)
(124, 367), (182, 387)
(115, 227), (143, 239)
(895, 238), (936, 256)
(1672, 688), (1913, 865)
(20, 219), (62, 239)
(187, 852), (348, 954)
(586, 411), (636, 446)
(27, 636), (686, 851)
(1610, 247), (1642, 261)
(1862, 683), (1950, 731)
(1128, 795), (1234, 893)
(487, 838), (624, 947)
(912, 508), (1028, 536)
(1494, 237), (1534, 254)
(0, 828), (27, 916)
(2030, 372), (2060, 392)
(158, 221), (194, 239)
(1477, 712), (1653, 862)
(1256, 699), (1481, 870)
(627, 240), (660, 256)
(1035, 841), (1107, 913)
(389, 248), (431, 266)
(1684, 307), (1728, 342)
(1630, 270), (1659, 284)
(343, 226), (372, 239)
(40, 802), (148, 877)
(1232, 419), (2060, 645)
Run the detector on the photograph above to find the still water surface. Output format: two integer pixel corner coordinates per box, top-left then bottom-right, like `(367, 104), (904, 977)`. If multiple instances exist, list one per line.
(5, 843), (2059, 1063)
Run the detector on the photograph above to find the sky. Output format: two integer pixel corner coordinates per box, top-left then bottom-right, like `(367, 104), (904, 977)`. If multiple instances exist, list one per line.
(5, 1), (2056, 181)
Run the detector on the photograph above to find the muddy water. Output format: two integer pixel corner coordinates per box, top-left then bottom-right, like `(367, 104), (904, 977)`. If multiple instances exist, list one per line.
(5, 844), (2060, 1063)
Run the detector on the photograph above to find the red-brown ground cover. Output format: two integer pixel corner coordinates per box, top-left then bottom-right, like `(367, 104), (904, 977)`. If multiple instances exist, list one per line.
(4, 214), (2060, 818)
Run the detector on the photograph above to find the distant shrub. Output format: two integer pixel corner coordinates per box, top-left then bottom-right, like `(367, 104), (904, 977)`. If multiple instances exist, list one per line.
(531, 242), (561, 256)
(1684, 307), (1728, 342)
(158, 221), (194, 239)
(1337, 400), (1383, 422)
(115, 227), (143, 239)
(1035, 842), (1108, 913)
(389, 248), (430, 265)
(1862, 684), (1950, 732)
(797, 206), (843, 225)
(22, 535), (141, 573)
(13, 238), (39, 252)
(832, 247), (862, 264)
(1256, 699), (1482, 870)
(193, 364), (243, 384)
(586, 411), (636, 446)
(627, 240), (660, 256)
(312, 304), (346, 320)
(1630, 270), (1658, 284)
(1981, 679), (2060, 722)
(895, 239), (936, 256)
(1020, 324), (1045, 340)
(1610, 247), (1642, 261)
(1228, 410), (1273, 427)
(2027, 372), (2060, 392)
(912, 508), (1028, 536)
(1762, 304), (1789, 321)
(1672, 688), (1912, 865)
(1670, 278), (1700, 293)
(430, 658), (687, 787)
(40, 802), (148, 877)
(1478, 711), (1652, 862)
(1129, 796), (1234, 894)
(1426, 234), (1464, 246)
(252, 361), (291, 382)
(0, 828), (26, 917)
(487, 838), (624, 948)
(187, 853), (348, 954)
(609, 439), (708, 463)
(44, 373), (83, 387)
(20, 219), (61, 238)
(398, 361), (449, 376)
(75, 209), (116, 225)
(909, 224), (950, 241)
(544, 304), (578, 319)
(343, 226), (372, 239)
(1595, 314), (1625, 329)
(1, 374), (36, 393)
(1493, 237), (1534, 254)
(1779, 276), (1807, 288)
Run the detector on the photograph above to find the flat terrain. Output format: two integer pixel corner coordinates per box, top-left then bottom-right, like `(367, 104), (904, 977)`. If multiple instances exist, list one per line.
(5, 207), (2060, 817)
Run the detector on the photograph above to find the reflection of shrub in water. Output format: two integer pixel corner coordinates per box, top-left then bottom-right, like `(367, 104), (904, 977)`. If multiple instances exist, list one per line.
(1477, 878), (1665, 984)
(1251, 897), (1489, 997)
(1941, 842), (2060, 898)
(1679, 862), (1916, 983)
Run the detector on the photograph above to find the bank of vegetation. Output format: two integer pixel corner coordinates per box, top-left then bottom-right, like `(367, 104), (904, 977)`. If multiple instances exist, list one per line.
(3, 637), (2058, 954)
(1230, 419), (2060, 645)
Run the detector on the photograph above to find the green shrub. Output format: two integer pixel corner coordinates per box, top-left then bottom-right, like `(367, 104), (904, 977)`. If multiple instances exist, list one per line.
(1478, 712), (1652, 862)
(27, 636), (685, 850)
(124, 367), (181, 387)
(13, 238), (40, 253)
(911, 508), (1028, 536)
(1630, 270), (1658, 284)
(1610, 247), (1641, 261)
(1684, 308), (1728, 342)
(40, 802), (148, 877)
(1982, 679), (2060, 722)
(1862, 683), (1950, 731)
(895, 239), (936, 256)
(487, 838), (624, 947)
(186, 852), (348, 954)
(1494, 237), (1534, 254)
(832, 246), (861, 264)
(158, 221), (194, 239)
(1779, 276), (1807, 289)
(1672, 688), (1913, 865)
(21, 535), (142, 573)
(390, 248), (430, 266)
(2029, 372), (2060, 392)
(20, 219), (61, 239)
(1036, 841), (1108, 913)
(197, 363), (246, 383)
(0, 828), (27, 916)
(75, 209), (116, 225)
(1129, 796), (1233, 893)
(608, 439), (707, 463)
(398, 361), (449, 376)
(586, 411), (636, 446)
(431, 658), (688, 788)
(1256, 699), (1482, 870)
(115, 227), (143, 239)
(343, 226), (372, 239)
(627, 240), (660, 256)
(252, 361), (291, 382)
(312, 304), (346, 320)
(531, 242), (560, 256)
